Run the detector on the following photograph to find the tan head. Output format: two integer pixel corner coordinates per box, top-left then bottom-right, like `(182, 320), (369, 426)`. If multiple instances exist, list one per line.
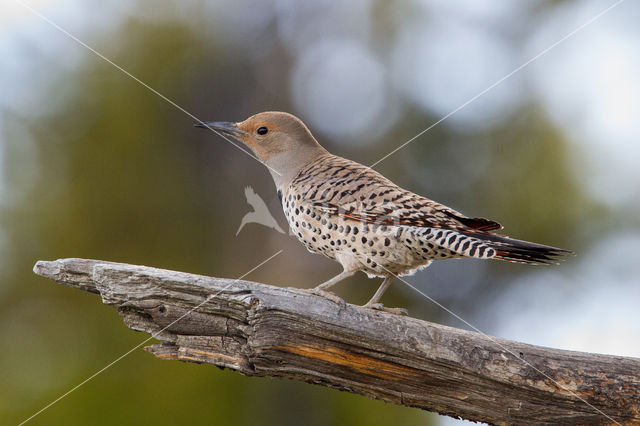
(195, 111), (328, 187)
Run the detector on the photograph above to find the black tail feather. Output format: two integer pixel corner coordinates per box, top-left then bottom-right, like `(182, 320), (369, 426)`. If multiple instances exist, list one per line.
(462, 232), (573, 265)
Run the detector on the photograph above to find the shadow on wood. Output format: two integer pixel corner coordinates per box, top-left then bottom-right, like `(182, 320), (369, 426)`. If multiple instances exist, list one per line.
(34, 258), (640, 425)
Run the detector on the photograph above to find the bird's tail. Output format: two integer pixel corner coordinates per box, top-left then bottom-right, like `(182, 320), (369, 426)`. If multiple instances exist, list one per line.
(462, 232), (573, 265)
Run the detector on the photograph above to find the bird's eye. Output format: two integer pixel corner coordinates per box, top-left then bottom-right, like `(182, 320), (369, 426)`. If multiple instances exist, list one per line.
(257, 126), (268, 135)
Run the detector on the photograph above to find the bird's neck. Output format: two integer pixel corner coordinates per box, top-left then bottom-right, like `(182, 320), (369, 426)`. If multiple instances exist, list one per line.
(266, 146), (329, 190)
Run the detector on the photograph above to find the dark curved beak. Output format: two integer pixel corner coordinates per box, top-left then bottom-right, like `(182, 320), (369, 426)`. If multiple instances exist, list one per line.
(194, 121), (245, 137)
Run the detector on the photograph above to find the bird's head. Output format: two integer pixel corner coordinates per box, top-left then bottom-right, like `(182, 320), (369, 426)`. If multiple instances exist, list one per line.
(195, 111), (327, 186)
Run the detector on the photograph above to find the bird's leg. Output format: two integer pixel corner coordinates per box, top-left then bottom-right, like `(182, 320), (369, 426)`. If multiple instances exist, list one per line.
(363, 276), (408, 316)
(315, 269), (355, 291)
(363, 276), (392, 306)
(303, 269), (355, 305)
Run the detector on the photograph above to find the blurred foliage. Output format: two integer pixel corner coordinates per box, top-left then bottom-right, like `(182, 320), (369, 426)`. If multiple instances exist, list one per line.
(0, 2), (621, 425)
(0, 13), (434, 426)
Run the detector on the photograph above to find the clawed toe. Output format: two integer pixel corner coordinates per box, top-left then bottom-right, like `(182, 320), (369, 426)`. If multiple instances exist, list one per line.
(364, 302), (408, 316)
(303, 287), (346, 306)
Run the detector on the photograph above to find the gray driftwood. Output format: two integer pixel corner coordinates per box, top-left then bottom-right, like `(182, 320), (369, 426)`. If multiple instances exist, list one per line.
(34, 258), (639, 425)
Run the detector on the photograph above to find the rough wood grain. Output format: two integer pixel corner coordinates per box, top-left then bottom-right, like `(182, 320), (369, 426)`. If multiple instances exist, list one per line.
(34, 258), (640, 425)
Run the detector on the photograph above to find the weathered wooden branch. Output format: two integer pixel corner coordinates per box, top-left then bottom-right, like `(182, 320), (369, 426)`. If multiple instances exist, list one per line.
(34, 258), (639, 425)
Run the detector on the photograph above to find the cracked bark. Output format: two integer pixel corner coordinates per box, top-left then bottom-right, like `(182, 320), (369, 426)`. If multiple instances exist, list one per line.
(34, 258), (640, 425)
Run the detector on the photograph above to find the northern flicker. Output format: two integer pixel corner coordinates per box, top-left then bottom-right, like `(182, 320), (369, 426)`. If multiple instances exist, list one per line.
(196, 112), (571, 314)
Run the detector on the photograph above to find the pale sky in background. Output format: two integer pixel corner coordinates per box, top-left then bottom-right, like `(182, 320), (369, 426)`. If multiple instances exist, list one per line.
(6, 0), (638, 204)
(528, 0), (640, 205)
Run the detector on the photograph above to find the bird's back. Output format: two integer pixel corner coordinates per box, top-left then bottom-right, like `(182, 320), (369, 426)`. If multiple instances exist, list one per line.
(280, 153), (569, 277)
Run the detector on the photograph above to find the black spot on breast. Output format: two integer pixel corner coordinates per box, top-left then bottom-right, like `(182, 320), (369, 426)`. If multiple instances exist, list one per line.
(353, 227), (359, 235)
(277, 189), (283, 203)
(384, 238), (390, 246)
(362, 237), (367, 243)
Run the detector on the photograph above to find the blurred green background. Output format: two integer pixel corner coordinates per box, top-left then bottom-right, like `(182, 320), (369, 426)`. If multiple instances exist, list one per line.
(2, 1), (639, 425)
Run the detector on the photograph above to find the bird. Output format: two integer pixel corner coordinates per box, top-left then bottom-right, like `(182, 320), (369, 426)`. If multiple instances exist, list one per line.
(195, 111), (571, 314)
(236, 186), (286, 236)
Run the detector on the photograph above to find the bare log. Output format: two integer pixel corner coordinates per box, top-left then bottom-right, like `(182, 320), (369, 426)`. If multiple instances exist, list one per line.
(34, 258), (640, 425)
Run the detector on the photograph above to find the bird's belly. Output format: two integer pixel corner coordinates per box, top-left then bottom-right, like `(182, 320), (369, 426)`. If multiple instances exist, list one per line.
(284, 203), (442, 277)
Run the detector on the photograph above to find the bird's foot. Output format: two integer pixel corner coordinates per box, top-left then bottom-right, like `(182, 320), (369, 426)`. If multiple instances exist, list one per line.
(302, 287), (346, 307)
(364, 302), (408, 316)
